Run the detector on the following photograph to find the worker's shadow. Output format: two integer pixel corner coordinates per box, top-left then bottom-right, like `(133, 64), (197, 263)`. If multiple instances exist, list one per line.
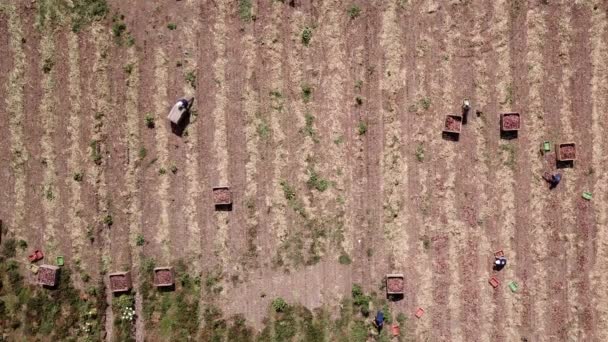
(387, 293), (404, 302)
(556, 160), (574, 169)
(215, 203), (233, 212)
(170, 110), (191, 137)
(500, 130), (518, 140)
(493, 264), (506, 272)
(441, 132), (460, 142)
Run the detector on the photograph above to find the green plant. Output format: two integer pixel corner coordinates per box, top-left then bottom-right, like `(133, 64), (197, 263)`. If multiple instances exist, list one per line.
(134, 234), (145, 246)
(141, 258), (155, 273)
(338, 254), (351, 265)
(420, 97), (431, 110)
(280, 181), (296, 201)
(301, 84), (312, 103)
(500, 143), (516, 168)
(355, 80), (363, 90)
(269, 90), (282, 98)
(112, 21), (126, 38)
(42, 58), (54, 73)
(307, 168), (329, 192)
(90, 140), (102, 165)
(301, 113), (318, 142)
(45, 185), (55, 200)
(71, 0), (109, 32)
(272, 298), (288, 312)
(347, 5), (361, 19)
(239, 0), (253, 22)
(301, 26), (312, 46)
(138, 147), (147, 159)
(145, 114), (155, 128)
(73, 172), (84, 182)
(126, 34), (135, 47)
(422, 236), (430, 250)
(123, 63), (133, 74)
(415, 144), (424, 162)
(159, 168), (166, 175)
(351, 284), (371, 316)
(257, 120), (271, 139)
(167, 23), (177, 30)
(355, 96), (363, 106)
(170, 165), (178, 174)
(17, 239), (28, 251)
(185, 71), (197, 89)
(103, 214), (113, 226)
(357, 121), (367, 135)
(503, 84), (513, 105)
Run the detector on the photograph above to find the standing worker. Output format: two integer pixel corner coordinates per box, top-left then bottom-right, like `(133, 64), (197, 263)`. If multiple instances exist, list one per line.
(494, 256), (507, 271)
(550, 173), (562, 189)
(374, 311), (385, 331)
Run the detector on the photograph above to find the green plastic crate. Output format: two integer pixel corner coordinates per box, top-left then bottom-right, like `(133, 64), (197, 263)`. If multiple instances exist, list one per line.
(543, 141), (551, 152)
(582, 192), (592, 200)
(508, 281), (519, 293)
(56, 256), (64, 266)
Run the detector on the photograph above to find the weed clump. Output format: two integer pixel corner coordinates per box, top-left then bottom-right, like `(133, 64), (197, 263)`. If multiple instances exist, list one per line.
(347, 5), (361, 19)
(338, 254), (352, 265)
(357, 121), (367, 135)
(301, 26), (312, 46)
(301, 84), (312, 103)
(167, 23), (177, 30)
(306, 168), (329, 192)
(145, 114), (155, 128)
(239, 0), (253, 22)
(185, 71), (197, 89)
(272, 297), (288, 312)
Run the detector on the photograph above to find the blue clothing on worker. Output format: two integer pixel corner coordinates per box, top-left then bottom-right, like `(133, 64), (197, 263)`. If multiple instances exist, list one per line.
(375, 311), (384, 328)
(550, 173), (562, 189)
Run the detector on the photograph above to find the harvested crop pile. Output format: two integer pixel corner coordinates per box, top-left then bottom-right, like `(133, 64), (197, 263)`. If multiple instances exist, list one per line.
(213, 188), (231, 204)
(38, 266), (57, 286)
(502, 114), (520, 130)
(387, 277), (404, 293)
(110, 275), (129, 290)
(560, 145), (576, 159)
(444, 116), (461, 132)
(154, 269), (174, 285)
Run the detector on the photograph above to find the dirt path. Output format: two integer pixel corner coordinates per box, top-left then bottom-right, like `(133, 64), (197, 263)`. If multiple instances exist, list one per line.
(151, 49), (172, 260)
(490, 0), (520, 339)
(0, 9), (10, 225)
(4, 4), (28, 246)
(179, 1), (203, 271)
(379, 0), (409, 274)
(590, 3), (608, 341)
(568, 3), (596, 341)
(522, 2), (551, 340)
(123, 42), (144, 342)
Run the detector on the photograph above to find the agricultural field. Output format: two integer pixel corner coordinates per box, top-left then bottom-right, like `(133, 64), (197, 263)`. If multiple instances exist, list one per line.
(1, 0), (608, 341)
